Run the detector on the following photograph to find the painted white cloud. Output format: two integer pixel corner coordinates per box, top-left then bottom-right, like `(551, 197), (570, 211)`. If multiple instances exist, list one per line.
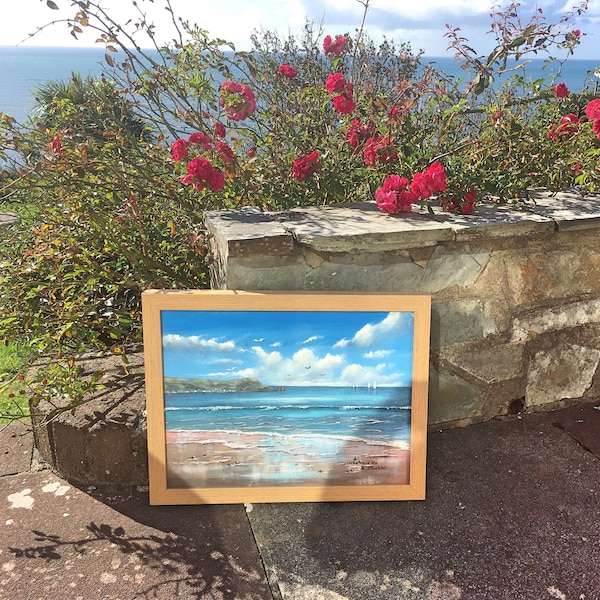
(162, 334), (236, 353)
(302, 335), (322, 344)
(364, 349), (394, 359)
(334, 312), (409, 349)
(233, 345), (345, 386)
(338, 363), (404, 387)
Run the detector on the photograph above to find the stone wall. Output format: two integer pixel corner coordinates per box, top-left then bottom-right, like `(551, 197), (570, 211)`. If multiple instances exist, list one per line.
(205, 191), (600, 426)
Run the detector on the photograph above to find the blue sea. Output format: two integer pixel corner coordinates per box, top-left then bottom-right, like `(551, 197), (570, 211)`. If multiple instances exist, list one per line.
(165, 385), (412, 446)
(165, 385), (412, 487)
(1, 46), (599, 124)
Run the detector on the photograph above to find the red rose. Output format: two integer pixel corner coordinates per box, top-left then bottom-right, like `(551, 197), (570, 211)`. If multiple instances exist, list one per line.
(292, 150), (320, 182)
(381, 175), (409, 192)
(374, 175), (416, 213)
(208, 168), (225, 192)
(458, 188), (478, 214)
(216, 141), (235, 163)
(463, 189), (478, 205)
(323, 34), (348, 55)
(332, 93), (356, 114)
(50, 132), (63, 157)
(426, 162), (447, 193)
(188, 132), (213, 150)
(375, 189), (400, 214)
(555, 82), (569, 98)
(346, 119), (377, 150)
(171, 138), (188, 161)
(585, 99), (600, 120)
(278, 64), (298, 79)
(491, 110), (504, 123)
(220, 80), (256, 121)
(186, 157), (213, 180)
(180, 174), (203, 190)
(214, 121), (227, 138)
(593, 119), (600, 140)
(410, 171), (435, 199)
(547, 113), (582, 142)
(363, 136), (398, 167)
(326, 73), (348, 93)
(398, 190), (418, 212)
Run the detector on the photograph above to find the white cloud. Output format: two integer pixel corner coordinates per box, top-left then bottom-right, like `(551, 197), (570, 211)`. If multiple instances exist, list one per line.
(334, 312), (409, 349)
(338, 363), (403, 387)
(162, 334), (236, 353)
(232, 345), (346, 386)
(302, 335), (322, 344)
(357, 0), (490, 20)
(4, 0), (599, 58)
(364, 349), (393, 359)
(252, 346), (283, 367)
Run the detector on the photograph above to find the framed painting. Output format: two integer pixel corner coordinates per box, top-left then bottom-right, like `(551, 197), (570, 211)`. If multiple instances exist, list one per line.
(142, 290), (431, 505)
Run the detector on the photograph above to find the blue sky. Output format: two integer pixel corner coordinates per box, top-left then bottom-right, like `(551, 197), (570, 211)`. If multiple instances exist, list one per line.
(161, 310), (415, 387)
(2, 0), (599, 60)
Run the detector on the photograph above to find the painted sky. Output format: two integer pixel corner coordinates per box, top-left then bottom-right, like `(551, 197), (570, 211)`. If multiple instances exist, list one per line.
(161, 310), (415, 387)
(1, 0), (599, 59)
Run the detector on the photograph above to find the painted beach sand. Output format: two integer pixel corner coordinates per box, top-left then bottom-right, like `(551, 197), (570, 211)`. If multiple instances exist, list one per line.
(164, 386), (412, 489)
(166, 429), (410, 488)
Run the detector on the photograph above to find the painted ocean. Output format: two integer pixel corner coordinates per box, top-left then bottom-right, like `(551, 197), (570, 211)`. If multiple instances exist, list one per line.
(164, 385), (413, 488)
(1, 46), (599, 124)
(165, 385), (412, 446)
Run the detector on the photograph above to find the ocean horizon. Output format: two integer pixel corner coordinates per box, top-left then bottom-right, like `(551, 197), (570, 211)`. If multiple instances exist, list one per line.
(1, 45), (599, 125)
(164, 385), (412, 447)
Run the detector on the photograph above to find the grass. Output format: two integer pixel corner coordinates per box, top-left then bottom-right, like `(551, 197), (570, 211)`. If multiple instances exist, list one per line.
(0, 343), (32, 422)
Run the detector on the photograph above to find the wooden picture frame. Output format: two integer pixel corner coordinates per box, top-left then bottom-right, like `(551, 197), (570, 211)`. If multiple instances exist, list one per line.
(142, 290), (431, 505)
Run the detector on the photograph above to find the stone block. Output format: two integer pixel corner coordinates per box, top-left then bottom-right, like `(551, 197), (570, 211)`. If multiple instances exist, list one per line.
(88, 425), (134, 485)
(28, 350), (148, 487)
(29, 405), (55, 467)
(512, 299), (600, 343)
(419, 246), (491, 293)
(286, 202), (454, 252)
(442, 343), (525, 384)
(527, 190), (600, 231)
(428, 203), (554, 240)
(431, 300), (497, 348)
(526, 344), (600, 407)
(428, 368), (485, 425)
(302, 251), (424, 292)
(506, 247), (600, 307)
(52, 419), (88, 482)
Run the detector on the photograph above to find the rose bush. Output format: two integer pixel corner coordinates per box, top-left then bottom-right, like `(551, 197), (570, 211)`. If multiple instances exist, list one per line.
(73, 0), (595, 215)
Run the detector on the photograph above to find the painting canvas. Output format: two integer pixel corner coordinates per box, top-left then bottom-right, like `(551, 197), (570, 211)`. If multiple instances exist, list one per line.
(142, 290), (431, 504)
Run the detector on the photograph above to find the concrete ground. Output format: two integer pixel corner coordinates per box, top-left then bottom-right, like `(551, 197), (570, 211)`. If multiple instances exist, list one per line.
(1, 403), (599, 600)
